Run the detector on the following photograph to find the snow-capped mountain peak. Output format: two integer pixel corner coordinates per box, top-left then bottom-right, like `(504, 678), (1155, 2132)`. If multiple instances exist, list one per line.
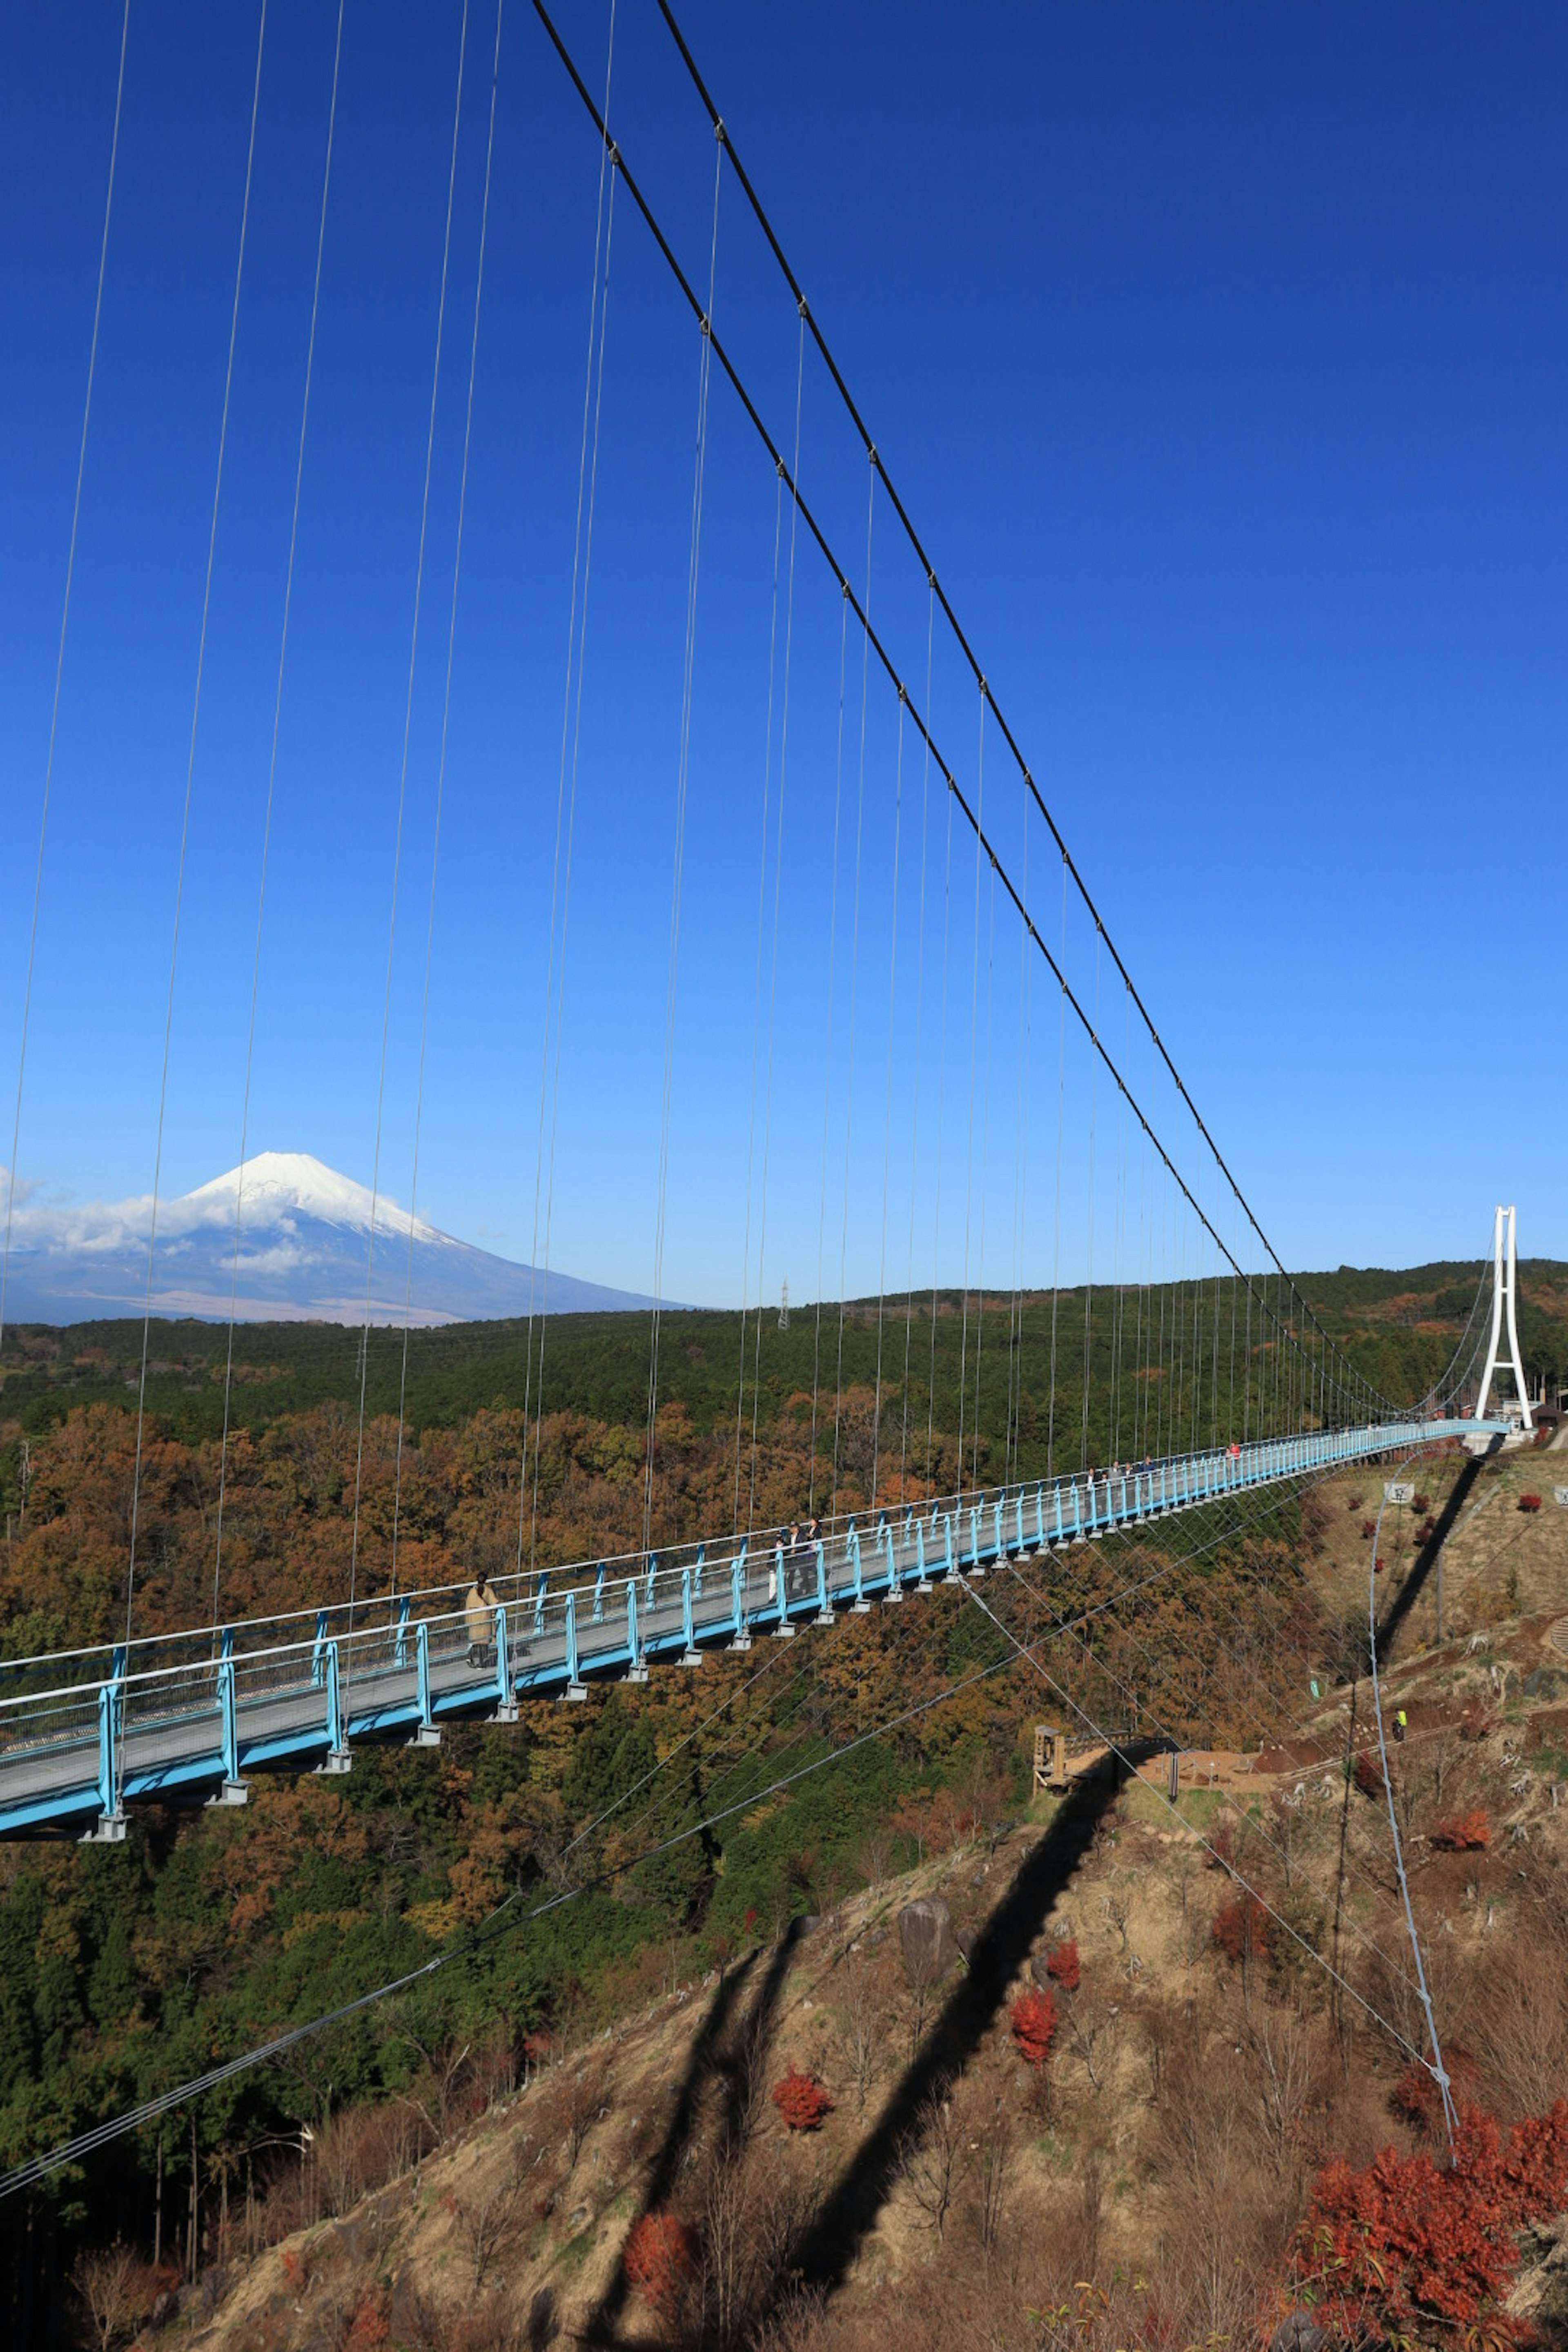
(176, 1152), (439, 1244)
(1, 1153), (661, 1327)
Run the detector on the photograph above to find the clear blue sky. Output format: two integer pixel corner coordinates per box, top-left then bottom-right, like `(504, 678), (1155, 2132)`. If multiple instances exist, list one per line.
(2, 0), (1564, 1314)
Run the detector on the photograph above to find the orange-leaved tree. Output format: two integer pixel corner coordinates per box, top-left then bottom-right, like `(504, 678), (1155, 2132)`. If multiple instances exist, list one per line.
(771, 2069), (834, 2131)
(624, 2213), (697, 2321)
(1044, 1938), (1080, 1991)
(1287, 2102), (1568, 2339)
(1009, 1987), (1058, 2067)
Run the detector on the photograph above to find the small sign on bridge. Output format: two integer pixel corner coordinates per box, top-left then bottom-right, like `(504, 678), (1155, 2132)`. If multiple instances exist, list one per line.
(1384, 1481), (1415, 1505)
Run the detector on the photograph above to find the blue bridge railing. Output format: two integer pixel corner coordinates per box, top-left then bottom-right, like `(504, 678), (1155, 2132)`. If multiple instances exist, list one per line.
(0, 1416), (1497, 1841)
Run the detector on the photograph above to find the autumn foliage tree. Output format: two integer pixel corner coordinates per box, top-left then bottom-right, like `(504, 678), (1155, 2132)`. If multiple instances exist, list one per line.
(1043, 1938), (1080, 1991)
(1287, 2103), (1568, 2339)
(1432, 1808), (1490, 1851)
(771, 2068), (833, 2131)
(624, 2212), (697, 2321)
(1009, 1987), (1058, 2067)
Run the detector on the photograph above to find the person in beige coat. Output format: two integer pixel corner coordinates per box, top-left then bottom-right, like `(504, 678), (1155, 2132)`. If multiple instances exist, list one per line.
(465, 1571), (496, 1667)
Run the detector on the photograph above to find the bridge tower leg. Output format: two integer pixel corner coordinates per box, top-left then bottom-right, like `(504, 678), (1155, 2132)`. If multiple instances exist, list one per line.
(1474, 1205), (1534, 1431)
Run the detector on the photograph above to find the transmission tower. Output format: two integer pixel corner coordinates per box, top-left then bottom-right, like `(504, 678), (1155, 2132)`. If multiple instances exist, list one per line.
(778, 1279), (789, 1332)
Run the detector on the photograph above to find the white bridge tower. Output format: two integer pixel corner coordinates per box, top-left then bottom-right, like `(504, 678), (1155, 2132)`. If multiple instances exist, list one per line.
(1473, 1203), (1534, 1430)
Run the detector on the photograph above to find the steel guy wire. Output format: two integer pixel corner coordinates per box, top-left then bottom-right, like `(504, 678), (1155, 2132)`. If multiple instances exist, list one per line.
(515, 0), (618, 1579)
(808, 589), (851, 1519)
(829, 462), (876, 1519)
(389, 0), (506, 1604)
(732, 456), (787, 1533)
(125, 1), (268, 1668)
(0, 0), (129, 1365)
(744, 309), (807, 1533)
(347, 0), (471, 1630)
(955, 686), (986, 1494)
(1366, 1457), (1460, 2152)
(210, 0), (345, 1643)
(969, 736), (998, 1494)
(525, 236), (623, 1552)
(898, 579), (936, 1504)
(640, 127), (723, 1555)
(869, 686), (906, 1506)
(1045, 855), (1067, 1481)
(923, 635), (956, 1493)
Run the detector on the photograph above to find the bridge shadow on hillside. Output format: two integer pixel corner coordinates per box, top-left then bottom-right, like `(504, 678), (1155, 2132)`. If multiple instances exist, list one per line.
(790, 1752), (1143, 2298)
(1376, 1455), (1482, 1657)
(579, 1919), (804, 2349)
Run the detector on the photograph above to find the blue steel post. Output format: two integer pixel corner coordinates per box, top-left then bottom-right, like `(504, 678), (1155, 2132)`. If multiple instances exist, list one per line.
(729, 1543), (751, 1649)
(493, 1604), (512, 1717)
(415, 1620), (434, 1738)
(95, 1677), (120, 1828)
(395, 1597), (410, 1670)
(312, 1610), (328, 1689)
(815, 1538), (833, 1624)
(563, 1592), (586, 1698)
(727, 1558), (750, 1651)
(627, 1580), (648, 1679)
(325, 1638), (345, 1756)
(593, 1566), (606, 1624)
(218, 1659), (240, 1787)
(680, 1566), (700, 1664)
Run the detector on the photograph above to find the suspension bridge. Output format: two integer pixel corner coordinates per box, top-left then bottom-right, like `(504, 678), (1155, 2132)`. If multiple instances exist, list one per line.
(0, 3), (1549, 2222)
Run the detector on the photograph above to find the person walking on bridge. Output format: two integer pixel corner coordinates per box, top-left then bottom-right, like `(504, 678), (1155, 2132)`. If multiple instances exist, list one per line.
(465, 1570), (497, 1669)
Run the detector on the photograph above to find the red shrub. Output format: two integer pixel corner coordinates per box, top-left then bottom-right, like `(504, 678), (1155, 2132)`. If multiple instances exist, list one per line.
(1432, 1808), (1490, 1851)
(771, 2068), (834, 2131)
(624, 2212), (697, 2319)
(1044, 1937), (1081, 1991)
(1373, 1554), (1386, 1574)
(1519, 1493), (1542, 1514)
(1347, 1494), (1365, 1511)
(1361, 1519), (1376, 1539)
(1009, 1987), (1058, 2067)
(1287, 2103), (1568, 2338)
(1212, 1895), (1270, 1964)
(1411, 1492), (1430, 1515)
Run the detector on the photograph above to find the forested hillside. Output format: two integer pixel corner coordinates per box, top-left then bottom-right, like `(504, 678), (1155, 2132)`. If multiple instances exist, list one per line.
(0, 1263), (1565, 2344)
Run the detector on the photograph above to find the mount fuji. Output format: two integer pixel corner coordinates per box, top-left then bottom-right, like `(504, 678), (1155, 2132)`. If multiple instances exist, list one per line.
(0, 1152), (662, 1327)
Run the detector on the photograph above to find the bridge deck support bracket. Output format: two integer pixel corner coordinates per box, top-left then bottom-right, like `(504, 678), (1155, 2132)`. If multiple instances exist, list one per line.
(205, 1780), (249, 1809)
(314, 1750), (352, 1777)
(405, 1725), (442, 1749)
(82, 1812), (127, 1845)
(560, 1682), (589, 1703)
